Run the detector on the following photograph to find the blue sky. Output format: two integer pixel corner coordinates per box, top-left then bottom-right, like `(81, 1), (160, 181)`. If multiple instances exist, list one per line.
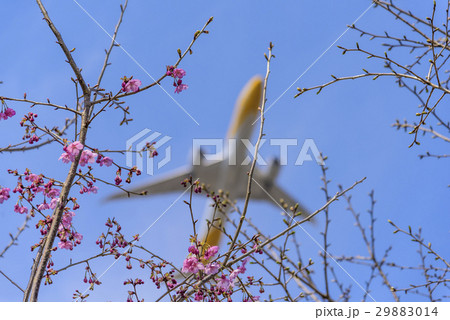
(0, 0), (449, 301)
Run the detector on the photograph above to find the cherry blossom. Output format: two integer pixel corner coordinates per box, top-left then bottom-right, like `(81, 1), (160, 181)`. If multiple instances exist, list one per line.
(14, 204), (28, 214)
(73, 232), (83, 245)
(166, 66), (188, 94)
(0, 187), (11, 204)
(182, 256), (204, 273)
(217, 274), (232, 292)
(0, 98), (15, 120)
(28, 134), (39, 144)
(204, 245), (219, 260)
(60, 141), (84, 163)
(45, 188), (60, 199)
(188, 245), (199, 255)
(173, 68), (186, 79)
(5, 107), (16, 118)
(58, 241), (73, 250)
(49, 198), (59, 209)
(58, 152), (72, 164)
(204, 262), (219, 275)
(99, 156), (113, 167)
(121, 78), (142, 93)
(229, 257), (250, 282)
(79, 150), (97, 166)
(60, 211), (75, 228)
(37, 202), (50, 211)
(174, 82), (188, 94)
(66, 141), (83, 157)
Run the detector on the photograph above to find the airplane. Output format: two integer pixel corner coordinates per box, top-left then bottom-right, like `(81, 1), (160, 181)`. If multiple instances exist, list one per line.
(108, 76), (311, 247)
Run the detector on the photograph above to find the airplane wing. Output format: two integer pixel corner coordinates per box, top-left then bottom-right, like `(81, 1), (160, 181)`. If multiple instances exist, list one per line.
(107, 160), (224, 201)
(251, 168), (311, 217)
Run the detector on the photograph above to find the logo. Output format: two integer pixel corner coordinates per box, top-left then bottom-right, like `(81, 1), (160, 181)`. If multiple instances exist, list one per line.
(126, 129), (172, 175)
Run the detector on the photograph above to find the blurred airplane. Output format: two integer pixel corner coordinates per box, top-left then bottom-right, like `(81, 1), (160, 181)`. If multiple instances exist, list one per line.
(108, 76), (310, 247)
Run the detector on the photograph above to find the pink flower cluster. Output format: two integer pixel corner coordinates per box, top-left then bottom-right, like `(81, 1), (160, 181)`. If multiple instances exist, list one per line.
(57, 210), (83, 250)
(35, 206), (83, 251)
(37, 198), (59, 211)
(14, 204), (28, 214)
(0, 187), (10, 204)
(177, 237), (263, 301)
(6, 169), (85, 252)
(182, 244), (220, 275)
(79, 182), (98, 195)
(28, 134), (39, 144)
(59, 141), (113, 168)
(8, 170), (62, 218)
(97, 154), (113, 167)
(0, 108), (16, 120)
(19, 112), (37, 127)
(59, 141), (83, 163)
(216, 257), (250, 293)
(0, 99), (15, 120)
(121, 77), (142, 93)
(166, 66), (188, 94)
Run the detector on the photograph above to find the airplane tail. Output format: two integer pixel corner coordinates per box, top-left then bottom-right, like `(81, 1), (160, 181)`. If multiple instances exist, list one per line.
(227, 75), (263, 138)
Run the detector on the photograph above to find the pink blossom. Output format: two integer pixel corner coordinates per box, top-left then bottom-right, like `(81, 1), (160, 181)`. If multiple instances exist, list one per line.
(122, 79), (142, 93)
(99, 156), (113, 167)
(25, 173), (41, 183)
(239, 257), (250, 273)
(230, 257), (250, 282)
(4, 108), (15, 118)
(173, 68), (186, 79)
(181, 256), (204, 273)
(66, 141), (83, 157)
(167, 279), (177, 289)
(74, 232), (83, 245)
(49, 198), (59, 209)
(0, 188), (10, 204)
(166, 65), (175, 76)
(204, 246), (219, 260)
(12, 186), (23, 194)
(14, 204), (28, 214)
(59, 152), (72, 163)
(115, 175), (122, 186)
(79, 150), (97, 166)
(45, 188), (60, 199)
(28, 134), (39, 144)
(60, 141), (83, 163)
(194, 291), (204, 301)
(217, 274), (232, 292)
(0, 108), (15, 120)
(204, 262), (220, 275)
(37, 202), (50, 211)
(58, 241), (73, 250)
(229, 269), (239, 282)
(244, 296), (260, 302)
(188, 245), (199, 255)
(61, 211), (75, 228)
(87, 186), (98, 194)
(174, 83), (188, 94)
